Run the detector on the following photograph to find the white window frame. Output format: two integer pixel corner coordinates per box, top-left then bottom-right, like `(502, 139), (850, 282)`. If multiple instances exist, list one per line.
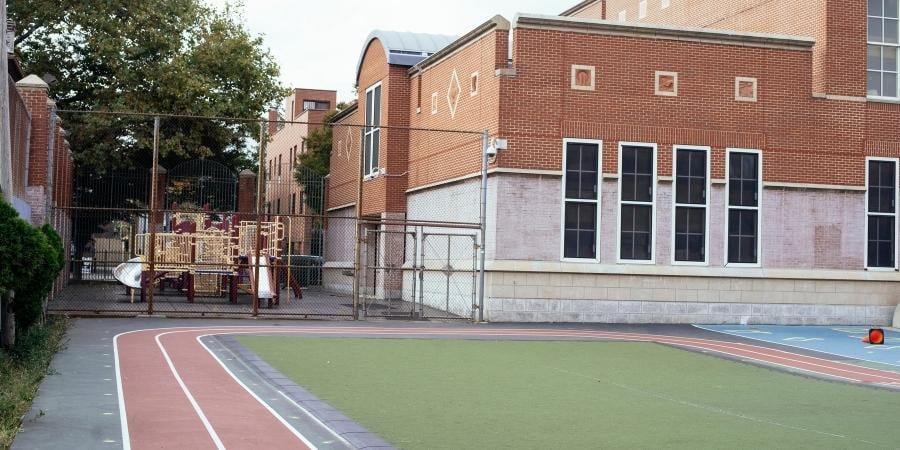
(864, 156), (899, 271)
(661, 0), (671, 9)
(671, 145), (711, 266)
(363, 82), (382, 177)
(470, 72), (479, 96)
(868, 0), (900, 100)
(431, 92), (439, 115)
(560, 139), (603, 262)
(618, 10), (627, 22)
(639, 0), (648, 19)
(724, 148), (763, 268)
(617, 141), (658, 264)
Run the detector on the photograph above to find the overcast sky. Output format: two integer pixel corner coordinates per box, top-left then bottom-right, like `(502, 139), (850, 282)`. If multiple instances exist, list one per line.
(205, 0), (573, 103)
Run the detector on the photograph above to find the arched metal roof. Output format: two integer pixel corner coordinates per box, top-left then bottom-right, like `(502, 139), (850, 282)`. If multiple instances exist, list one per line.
(355, 30), (457, 82)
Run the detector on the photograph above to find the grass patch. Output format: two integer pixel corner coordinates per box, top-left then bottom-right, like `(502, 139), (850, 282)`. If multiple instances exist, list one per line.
(0, 318), (69, 449)
(238, 337), (900, 449)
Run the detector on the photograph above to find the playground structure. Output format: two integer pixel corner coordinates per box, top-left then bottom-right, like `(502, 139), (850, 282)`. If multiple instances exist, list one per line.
(113, 212), (303, 308)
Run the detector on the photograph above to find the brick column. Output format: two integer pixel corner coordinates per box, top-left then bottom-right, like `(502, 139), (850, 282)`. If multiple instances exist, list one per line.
(151, 165), (167, 228)
(238, 170), (257, 218)
(16, 75), (50, 224)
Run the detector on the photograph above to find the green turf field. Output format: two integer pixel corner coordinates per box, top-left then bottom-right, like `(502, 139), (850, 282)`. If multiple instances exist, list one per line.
(237, 337), (900, 449)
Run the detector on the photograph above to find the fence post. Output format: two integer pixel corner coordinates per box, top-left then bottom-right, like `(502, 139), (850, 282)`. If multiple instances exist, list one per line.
(252, 121), (266, 316)
(352, 128), (365, 320)
(147, 116), (160, 316)
(477, 129), (489, 323)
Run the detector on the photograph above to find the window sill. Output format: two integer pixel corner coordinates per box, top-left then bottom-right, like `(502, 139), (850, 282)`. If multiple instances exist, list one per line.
(616, 259), (656, 265)
(867, 96), (900, 104)
(672, 261), (709, 267)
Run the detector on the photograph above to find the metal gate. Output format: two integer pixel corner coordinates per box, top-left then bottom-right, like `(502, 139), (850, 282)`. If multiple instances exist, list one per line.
(359, 224), (478, 320)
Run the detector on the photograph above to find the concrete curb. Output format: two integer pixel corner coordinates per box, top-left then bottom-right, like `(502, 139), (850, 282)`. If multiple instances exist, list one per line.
(213, 335), (395, 450)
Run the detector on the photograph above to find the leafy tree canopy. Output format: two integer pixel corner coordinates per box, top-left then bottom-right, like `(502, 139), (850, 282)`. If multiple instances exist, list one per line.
(10, 0), (288, 171)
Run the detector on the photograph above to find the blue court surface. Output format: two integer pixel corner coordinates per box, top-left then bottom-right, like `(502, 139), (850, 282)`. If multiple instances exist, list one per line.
(696, 325), (900, 369)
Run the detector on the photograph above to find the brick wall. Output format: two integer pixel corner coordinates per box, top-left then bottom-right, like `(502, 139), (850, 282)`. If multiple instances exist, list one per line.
(407, 27), (506, 190)
(329, 107), (362, 210)
(497, 21), (899, 187)
(18, 84), (49, 188)
(591, 0), (870, 99)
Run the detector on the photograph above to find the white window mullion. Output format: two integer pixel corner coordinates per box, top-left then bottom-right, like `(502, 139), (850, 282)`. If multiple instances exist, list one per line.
(561, 139), (602, 262)
(725, 148), (762, 268)
(618, 142), (657, 264)
(672, 145), (711, 266)
(865, 157), (899, 270)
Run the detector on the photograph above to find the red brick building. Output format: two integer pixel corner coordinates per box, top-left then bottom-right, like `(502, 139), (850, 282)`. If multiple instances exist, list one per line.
(326, 1), (900, 324)
(264, 88), (336, 255)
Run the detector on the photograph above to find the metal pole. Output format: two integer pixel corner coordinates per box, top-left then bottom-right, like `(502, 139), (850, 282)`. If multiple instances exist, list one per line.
(253, 121), (266, 315)
(286, 215), (293, 303)
(477, 130), (489, 322)
(0, 0), (13, 203)
(147, 117), (161, 316)
(351, 127), (364, 320)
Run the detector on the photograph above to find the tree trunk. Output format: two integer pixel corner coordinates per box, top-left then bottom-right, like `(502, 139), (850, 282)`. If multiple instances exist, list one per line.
(1, 291), (15, 349)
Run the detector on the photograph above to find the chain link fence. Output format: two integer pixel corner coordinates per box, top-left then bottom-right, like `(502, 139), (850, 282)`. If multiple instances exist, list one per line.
(47, 111), (484, 320)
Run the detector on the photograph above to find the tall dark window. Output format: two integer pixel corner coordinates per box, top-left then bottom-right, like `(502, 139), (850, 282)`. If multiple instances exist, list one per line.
(727, 151), (761, 265)
(291, 193), (297, 215)
(674, 148), (708, 263)
(563, 141), (600, 259)
(868, 0), (900, 98)
(363, 84), (382, 176)
(867, 159), (897, 268)
(620, 145), (655, 261)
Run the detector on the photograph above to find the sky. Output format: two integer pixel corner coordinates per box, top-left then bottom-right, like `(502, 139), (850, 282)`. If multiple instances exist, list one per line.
(205, 0), (573, 103)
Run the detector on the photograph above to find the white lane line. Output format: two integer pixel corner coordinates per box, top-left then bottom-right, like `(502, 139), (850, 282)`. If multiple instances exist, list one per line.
(195, 335), (320, 450)
(783, 337), (824, 342)
(112, 333), (131, 450)
(154, 332), (225, 450)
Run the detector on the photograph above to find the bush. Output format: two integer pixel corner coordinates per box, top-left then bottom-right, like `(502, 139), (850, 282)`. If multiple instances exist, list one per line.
(0, 201), (35, 298)
(0, 201), (65, 330)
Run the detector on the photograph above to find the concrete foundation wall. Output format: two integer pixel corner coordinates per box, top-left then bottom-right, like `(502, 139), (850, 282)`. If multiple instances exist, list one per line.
(485, 271), (898, 325)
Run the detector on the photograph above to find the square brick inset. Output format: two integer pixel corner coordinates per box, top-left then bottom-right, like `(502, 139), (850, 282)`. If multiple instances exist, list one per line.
(735, 77), (758, 102)
(571, 65), (596, 91)
(655, 71), (678, 96)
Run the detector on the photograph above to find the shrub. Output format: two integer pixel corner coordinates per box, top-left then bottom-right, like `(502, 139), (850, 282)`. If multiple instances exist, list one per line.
(0, 201), (66, 330)
(0, 201), (36, 297)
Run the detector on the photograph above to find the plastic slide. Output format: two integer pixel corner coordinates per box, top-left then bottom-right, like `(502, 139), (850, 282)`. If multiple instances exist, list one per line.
(113, 257), (144, 289)
(249, 257), (275, 299)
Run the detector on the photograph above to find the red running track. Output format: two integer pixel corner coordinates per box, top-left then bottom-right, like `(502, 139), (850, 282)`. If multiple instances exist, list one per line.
(114, 326), (900, 449)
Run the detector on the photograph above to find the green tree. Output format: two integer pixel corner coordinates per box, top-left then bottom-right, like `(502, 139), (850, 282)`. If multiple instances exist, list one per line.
(9, 0), (287, 171)
(293, 105), (347, 214)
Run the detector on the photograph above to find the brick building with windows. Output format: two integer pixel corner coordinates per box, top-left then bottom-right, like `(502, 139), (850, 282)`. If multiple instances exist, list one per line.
(264, 88), (336, 255)
(325, 1), (900, 324)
